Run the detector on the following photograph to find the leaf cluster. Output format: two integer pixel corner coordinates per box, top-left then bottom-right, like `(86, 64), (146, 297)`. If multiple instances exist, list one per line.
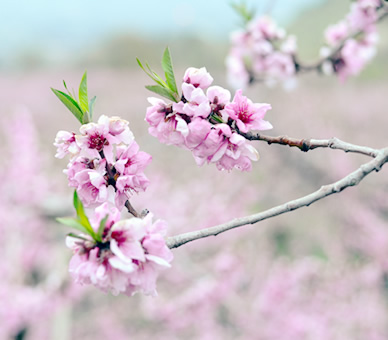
(231, 1), (255, 25)
(56, 191), (107, 243)
(137, 47), (180, 102)
(51, 71), (96, 124)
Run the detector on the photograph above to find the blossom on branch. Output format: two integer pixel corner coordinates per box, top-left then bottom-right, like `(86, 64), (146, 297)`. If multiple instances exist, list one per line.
(54, 115), (151, 210)
(322, 0), (382, 80)
(227, 0), (386, 85)
(145, 67), (272, 172)
(226, 15), (297, 88)
(66, 204), (173, 296)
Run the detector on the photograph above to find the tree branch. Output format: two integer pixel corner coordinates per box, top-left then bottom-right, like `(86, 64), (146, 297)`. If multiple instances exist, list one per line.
(166, 147), (388, 249)
(240, 132), (379, 157)
(248, 5), (388, 83)
(296, 6), (388, 73)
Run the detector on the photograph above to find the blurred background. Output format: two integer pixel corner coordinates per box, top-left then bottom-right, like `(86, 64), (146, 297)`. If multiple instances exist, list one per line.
(1, 0), (388, 339)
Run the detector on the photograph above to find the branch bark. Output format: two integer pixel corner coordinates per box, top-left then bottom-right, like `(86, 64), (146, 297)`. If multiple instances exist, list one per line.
(240, 132), (379, 158)
(166, 147), (388, 249)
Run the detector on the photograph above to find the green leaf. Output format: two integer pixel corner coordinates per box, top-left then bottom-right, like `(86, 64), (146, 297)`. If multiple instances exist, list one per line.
(145, 85), (178, 102)
(56, 217), (90, 234)
(67, 233), (90, 241)
(137, 58), (156, 81)
(63, 80), (71, 96)
(162, 47), (178, 95)
(231, 1), (255, 24)
(89, 96), (96, 120)
(73, 190), (95, 237)
(137, 57), (168, 88)
(145, 62), (167, 87)
(78, 71), (89, 113)
(96, 215), (109, 242)
(210, 113), (224, 124)
(51, 88), (84, 124)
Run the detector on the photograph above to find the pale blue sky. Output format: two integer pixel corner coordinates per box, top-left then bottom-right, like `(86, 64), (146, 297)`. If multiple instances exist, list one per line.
(0, 0), (325, 63)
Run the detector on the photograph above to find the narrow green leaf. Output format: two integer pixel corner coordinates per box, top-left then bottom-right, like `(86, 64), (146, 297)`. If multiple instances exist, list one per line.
(89, 96), (96, 120)
(51, 88), (84, 124)
(230, 1), (255, 24)
(137, 57), (169, 87)
(145, 62), (167, 87)
(67, 233), (90, 241)
(63, 80), (72, 96)
(79, 71), (89, 113)
(73, 191), (88, 225)
(73, 190), (95, 237)
(56, 217), (90, 234)
(137, 58), (155, 80)
(82, 112), (91, 124)
(97, 215), (109, 242)
(210, 113), (224, 124)
(162, 47), (178, 94)
(145, 85), (178, 102)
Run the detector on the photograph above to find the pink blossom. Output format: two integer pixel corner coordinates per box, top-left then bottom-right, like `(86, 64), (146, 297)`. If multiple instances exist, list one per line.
(324, 21), (349, 47)
(115, 142), (152, 176)
(148, 113), (189, 146)
(225, 89), (272, 133)
(207, 85), (231, 121)
(226, 15), (297, 88)
(262, 52), (296, 81)
(347, 1), (380, 32)
(280, 35), (297, 54)
(143, 68), (269, 172)
(54, 130), (80, 158)
(67, 213), (173, 296)
(113, 142), (152, 207)
(335, 33), (377, 81)
(183, 67), (214, 89)
(106, 116), (134, 143)
(56, 115), (151, 210)
(179, 83), (211, 118)
(248, 16), (285, 40)
(192, 124), (231, 165)
(225, 52), (251, 89)
(214, 133), (259, 171)
(66, 157), (112, 207)
(146, 97), (171, 127)
(123, 214), (173, 296)
(185, 118), (212, 149)
(115, 173), (150, 208)
(252, 39), (274, 55)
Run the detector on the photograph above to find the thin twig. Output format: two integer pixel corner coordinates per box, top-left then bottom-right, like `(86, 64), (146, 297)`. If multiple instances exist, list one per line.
(125, 200), (139, 218)
(166, 147), (388, 249)
(240, 132), (379, 158)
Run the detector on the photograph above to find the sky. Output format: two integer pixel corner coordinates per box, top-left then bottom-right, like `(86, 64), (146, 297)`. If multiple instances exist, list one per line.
(1, 0), (325, 64)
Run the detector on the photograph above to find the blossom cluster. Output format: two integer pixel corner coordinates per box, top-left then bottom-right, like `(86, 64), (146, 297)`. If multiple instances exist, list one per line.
(55, 113), (173, 296)
(321, 0), (383, 81)
(66, 204), (173, 296)
(55, 115), (152, 210)
(226, 16), (297, 89)
(146, 67), (272, 171)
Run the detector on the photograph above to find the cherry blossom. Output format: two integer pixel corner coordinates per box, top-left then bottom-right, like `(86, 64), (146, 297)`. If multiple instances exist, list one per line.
(225, 89), (272, 133)
(323, 0), (381, 81)
(54, 115), (151, 210)
(67, 208), (173, 296)
(226, 15), (298, 88)
(144, 67), (272, 172)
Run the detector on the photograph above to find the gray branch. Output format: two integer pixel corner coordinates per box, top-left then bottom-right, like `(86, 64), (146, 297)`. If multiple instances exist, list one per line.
(166, 146), (388, 249)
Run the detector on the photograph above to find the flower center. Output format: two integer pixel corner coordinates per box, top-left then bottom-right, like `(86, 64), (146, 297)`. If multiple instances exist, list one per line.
(88, 133), (108, 151)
